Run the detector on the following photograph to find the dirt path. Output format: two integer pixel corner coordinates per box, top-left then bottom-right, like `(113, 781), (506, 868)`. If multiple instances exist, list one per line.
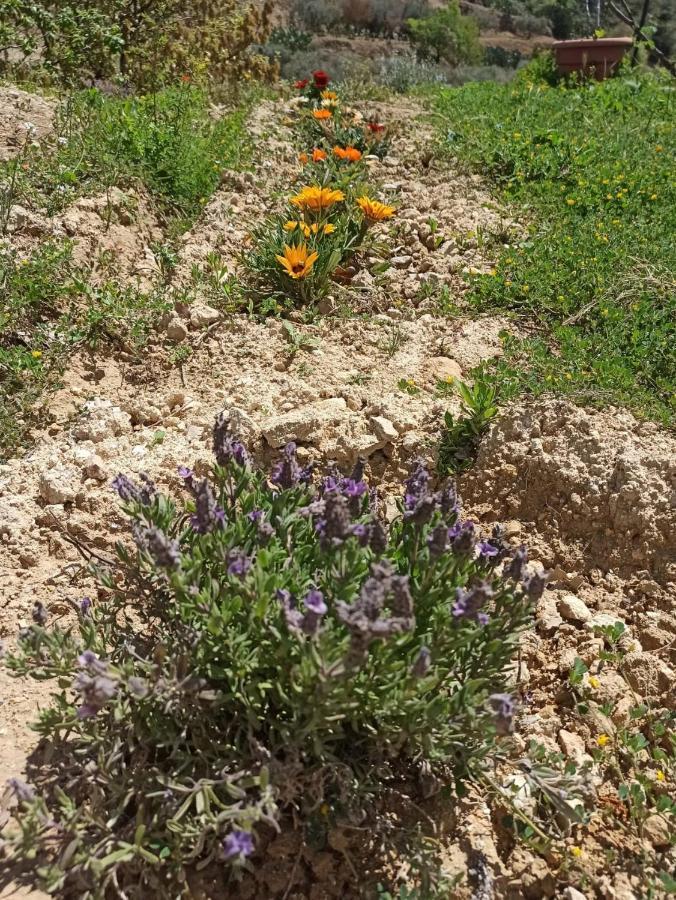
(1, 91), (674, 899)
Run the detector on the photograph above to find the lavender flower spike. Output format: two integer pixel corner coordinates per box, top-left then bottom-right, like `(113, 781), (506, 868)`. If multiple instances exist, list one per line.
(223, 830), (255, 860)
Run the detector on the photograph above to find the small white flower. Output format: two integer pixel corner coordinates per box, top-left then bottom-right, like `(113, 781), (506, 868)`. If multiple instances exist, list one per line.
(57, 136), (68, 146)
(23, 121), (37, 135)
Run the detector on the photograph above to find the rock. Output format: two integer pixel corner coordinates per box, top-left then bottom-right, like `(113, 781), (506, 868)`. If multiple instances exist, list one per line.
(165, 318), (188, 342)
(84, 454), (107, 481)
(128, 402), (163, 426)
(390, 254), (412, 268)
(72, 399), (132, 443)
(427, 356), (463, 382)
(261, 399), (348, 448)
(349, 433), (386, 458)
(612, 694), (635, 726)
(622, 652), (675, 701)
(189, 303), (221, 328)
(8, 204), (47, 236)
(370, 416), (398, 443)
(38, 466), (79, 504)
(537, 594), (563, 636)
(582, 703), (616, 737)
(562, 889), (588, 900)
(222, 406), (260, 446)
(558, 729), (591, 764)
(586, 611), (626, 632)
(642, 814), (670, 848)
(558, 594), (592, 624)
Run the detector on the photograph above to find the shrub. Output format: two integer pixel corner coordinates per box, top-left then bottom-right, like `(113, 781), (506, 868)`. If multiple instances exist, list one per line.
(375, 54), (449, 91)
(0, 0), (275, 88)
(484, 45), (523, 68)
(3, 418), (539, 895)
(408, 1), (483, 66)
(290, 0), (343, 32)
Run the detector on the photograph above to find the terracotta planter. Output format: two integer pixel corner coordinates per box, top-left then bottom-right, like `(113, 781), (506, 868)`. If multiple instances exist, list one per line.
(553, 37), (633, 80)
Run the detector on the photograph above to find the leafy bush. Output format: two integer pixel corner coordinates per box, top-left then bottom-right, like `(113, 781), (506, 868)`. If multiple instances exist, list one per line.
(484, 45), (523, 68)
(3, 418), (539, 895)
(432, 70), (676, 424)
(438, 377), (499, 475)
(408, 1), (483, 66)
(0, 0), (275, 88)
(375, 54), (448, 92)
(290, 0), (343, 32)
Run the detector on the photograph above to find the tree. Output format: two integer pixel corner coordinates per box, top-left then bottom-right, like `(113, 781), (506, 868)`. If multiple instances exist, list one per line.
(407, 0), (483, 65)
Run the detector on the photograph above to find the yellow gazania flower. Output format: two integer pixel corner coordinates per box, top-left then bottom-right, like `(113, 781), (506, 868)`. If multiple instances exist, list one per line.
(284, 220), (299, 231)
(291, 186), (345, 214)
(313, 108), (332, 120)
(298, 152), (308, 164)
(312, 148), (327, 162)
(321, 90), (338, 100)
(322, 223), (336, 235)
(333, 145), (362, 163)
(356, 196), (396, 224)
(275, 244), (319, 280)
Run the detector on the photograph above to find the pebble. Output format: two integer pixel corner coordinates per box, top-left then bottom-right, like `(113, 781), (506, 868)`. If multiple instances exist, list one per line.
(390, 254), (413, 269)
(189, 303), (221, 328)
(558, 594), (592, 624)
(642, 814), (670, 848)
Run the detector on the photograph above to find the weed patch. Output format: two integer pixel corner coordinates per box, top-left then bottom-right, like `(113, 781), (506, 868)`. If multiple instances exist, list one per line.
(431, 70), (676, 424)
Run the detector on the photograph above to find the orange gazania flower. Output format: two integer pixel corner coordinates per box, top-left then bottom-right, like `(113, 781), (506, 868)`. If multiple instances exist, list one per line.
(275, 244), (319, 280)
(313, 109), (332, 120)
(291, 186), (345, 214)
(298, 152), (309, 164)
(356, 196), (396, 223)
(333, 145), (362, 163)
(312, 148), (327, 162)
(321, 90), (338, 100)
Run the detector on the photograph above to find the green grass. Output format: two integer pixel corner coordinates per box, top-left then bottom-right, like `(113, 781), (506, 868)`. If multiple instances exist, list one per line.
(430, 68), (675, 424)
(3, 83), (256, 229)
(0, 242), (171, 457)
(0, 81), (258, 458)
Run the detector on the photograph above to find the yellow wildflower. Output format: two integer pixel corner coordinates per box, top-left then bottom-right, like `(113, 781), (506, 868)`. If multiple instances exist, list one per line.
(597, 734), (610, 748)
(656, 770), (665, 782)
(356, 196), (396, 224)
(275, 244), (319, 280)
(31, 350), (42, 359)
(588, 676), (599, 689)
(291, 186), (345, 214)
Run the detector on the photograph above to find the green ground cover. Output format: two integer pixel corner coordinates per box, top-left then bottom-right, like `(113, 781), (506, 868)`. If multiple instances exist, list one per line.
(431, 68), (675, 424)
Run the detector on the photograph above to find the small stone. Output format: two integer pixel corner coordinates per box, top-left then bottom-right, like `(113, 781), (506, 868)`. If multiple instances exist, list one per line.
(189, 303), (221, 328)
(261, 398), (348, 448)
(72, 399), (131, 443)
(558, 594), (592, 624)
(390, 254), (413, 268)
(558, 729), (591, 765)
(562, 889), (588, 900)
(427, 356), (463, 382)
(165, 318), (188, 342)
(622, 652), (674, 700)
(128, 402), (163, 426)
(537, 594), (563, 636)
(39, 466), (79, 505)
(642, 814), (670, 848)
(84, 454), (107, 481)
(370, 416), (398, 443)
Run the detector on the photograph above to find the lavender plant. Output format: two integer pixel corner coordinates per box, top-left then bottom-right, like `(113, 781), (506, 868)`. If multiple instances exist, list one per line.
(2, 417), (541, 896)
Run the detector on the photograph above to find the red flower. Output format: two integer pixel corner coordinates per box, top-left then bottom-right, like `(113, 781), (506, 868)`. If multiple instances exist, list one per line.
(294, 79), (309, 89)
(367, 122), (386, 133)
(313, 70), (330, 88)
(180, 74), (191, 84)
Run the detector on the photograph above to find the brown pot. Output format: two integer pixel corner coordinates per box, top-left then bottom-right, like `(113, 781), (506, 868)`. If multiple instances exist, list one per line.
(552, 37), (633, 80)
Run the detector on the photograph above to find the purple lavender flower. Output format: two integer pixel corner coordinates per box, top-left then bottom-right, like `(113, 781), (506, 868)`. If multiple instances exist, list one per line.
(404, 460), (430, 512)
(271, 442), (312, 490)
(316, 492), (353, 550)
(427, 523), (448, 559)
(190, 478), (225, 534)
(439, 483), (458, 516)
(488, 693), (516, 735)
(450, 520), (475, 556)
(248, 509), (264, 523)
(505, 547), (528, 581)
(369, 519), (388, 556)
(223, 830), (254, 859)
(177, 465), (194, 480)
(79, 597), (92, 616)
(213, 413), (249, 468)
(145, 527), (181, 570)
(227, 550), (252, 579)
(301, 588), (327, 637)
(304, 589), (327, 615)
(351, 523), (369, 546)
(277, 589), (303, 632)
(522, 570), (547, 600)
(257, 521), (275, 545)
(74, 671), (118, 718)
(77, 650), (109, 675)
(478, 541), (499, 559)
(127, 676), (149, 698)
(411, 646), (431, 678)
(112, 473), (156, 505)
(7, 778), (35, 802)
(452, 580), (494, 621)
